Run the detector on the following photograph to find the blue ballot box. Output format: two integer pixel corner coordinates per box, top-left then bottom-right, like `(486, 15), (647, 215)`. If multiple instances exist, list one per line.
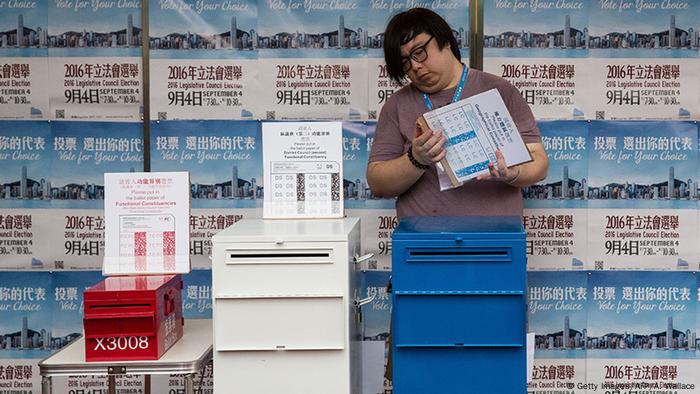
(391, 216), (526, 394)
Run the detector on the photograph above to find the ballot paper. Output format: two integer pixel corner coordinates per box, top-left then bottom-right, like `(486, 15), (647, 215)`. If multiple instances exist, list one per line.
(417, 88), (532, 190)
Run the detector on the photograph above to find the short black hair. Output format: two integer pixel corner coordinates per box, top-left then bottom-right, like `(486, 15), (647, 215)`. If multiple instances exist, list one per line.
(383, 8), (461, 85)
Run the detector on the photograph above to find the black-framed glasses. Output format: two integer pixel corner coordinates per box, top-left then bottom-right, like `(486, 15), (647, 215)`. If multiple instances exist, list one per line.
(401, 36), (434, 72)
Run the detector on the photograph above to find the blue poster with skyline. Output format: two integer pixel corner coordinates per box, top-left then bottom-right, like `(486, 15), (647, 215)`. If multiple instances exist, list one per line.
(150, 120), (262, 208)
(50, 270), (102, 349)
(695, 273), (700, 358)
(0, 0), (48, 57)
(589, 0), (699, 58)
(528, 271), (587, 359)
(587, 271), (696, 359)
(363, 121), (395, 209)
(258, 0), (368, 59)
(524, 120), (588, 209)
(697, 273), (700, 359)
(182, 269), (212, 319)
(484, 0), (589, 58)
(361, 269), (390, 341)
(588, 121), (698, 209)
(343, 121), (367, 208)
(0, 271), (52, 359)
(48, 0), (141, 57)
(367, 0), (469, 59)
(149, 0), (257, 59)
(0, 121), (52, 209)
(49, 121), (144, 209)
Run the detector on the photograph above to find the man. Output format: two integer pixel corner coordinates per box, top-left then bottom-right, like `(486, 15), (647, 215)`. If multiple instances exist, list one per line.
(367, 8), (548, 218)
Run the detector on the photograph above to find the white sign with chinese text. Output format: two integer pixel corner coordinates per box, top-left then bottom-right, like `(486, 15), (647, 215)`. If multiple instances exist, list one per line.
(103, 172), (190, 275)
(262, 122), (343, 219)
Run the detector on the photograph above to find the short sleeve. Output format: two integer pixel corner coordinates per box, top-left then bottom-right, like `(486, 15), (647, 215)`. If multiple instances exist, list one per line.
(368, 94), (408, 162)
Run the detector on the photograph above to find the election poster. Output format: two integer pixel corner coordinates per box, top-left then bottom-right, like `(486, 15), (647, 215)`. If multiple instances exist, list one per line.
(579, 0), (699, 120)
(48, 0), (143, 120)
(0, 0), (50, 119)
(586, 271), (697, 394)
(149, 0), (258, 120)
(483, 0), (589, 119)
(523, 120), (588, 270)
(587, 121), (698, 270)
(256, 0), (369, 120)
(527, 271), (588, 394)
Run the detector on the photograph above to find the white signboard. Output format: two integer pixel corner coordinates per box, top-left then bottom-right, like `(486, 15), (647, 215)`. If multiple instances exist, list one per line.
(103, 171), (191, 275)
(262, 122), (343, 219)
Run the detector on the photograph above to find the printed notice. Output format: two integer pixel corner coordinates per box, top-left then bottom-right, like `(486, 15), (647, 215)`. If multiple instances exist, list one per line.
(104, 171), (190, 275)
(262, 122), (343, 218)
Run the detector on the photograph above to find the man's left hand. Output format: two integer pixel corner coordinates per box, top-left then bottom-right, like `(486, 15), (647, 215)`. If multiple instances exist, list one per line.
(475, 149), (520, 183)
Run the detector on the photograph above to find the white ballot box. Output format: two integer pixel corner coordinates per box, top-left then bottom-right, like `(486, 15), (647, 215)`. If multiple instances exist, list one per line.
(211, 218), (366, 394)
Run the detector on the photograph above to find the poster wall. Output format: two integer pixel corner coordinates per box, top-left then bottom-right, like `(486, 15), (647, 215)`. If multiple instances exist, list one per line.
(0, 1), (699, 392)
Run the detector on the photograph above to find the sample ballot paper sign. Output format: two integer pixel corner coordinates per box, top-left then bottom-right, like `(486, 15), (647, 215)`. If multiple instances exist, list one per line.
(103, 171), (191, 275)
(262, 122), (343, 218)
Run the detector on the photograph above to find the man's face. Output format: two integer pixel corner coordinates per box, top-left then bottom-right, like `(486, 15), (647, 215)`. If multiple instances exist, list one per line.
(399, 32), (456, 93)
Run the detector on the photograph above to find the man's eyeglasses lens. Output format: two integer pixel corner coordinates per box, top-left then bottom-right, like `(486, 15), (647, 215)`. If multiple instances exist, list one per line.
(401, 37), (433, 72)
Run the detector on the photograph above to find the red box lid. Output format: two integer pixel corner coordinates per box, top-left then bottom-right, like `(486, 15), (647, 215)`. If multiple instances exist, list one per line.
(86, 275), (178, 293)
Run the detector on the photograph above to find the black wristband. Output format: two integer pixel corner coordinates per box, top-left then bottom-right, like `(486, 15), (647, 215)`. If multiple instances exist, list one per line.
(407, 146), (430, 170)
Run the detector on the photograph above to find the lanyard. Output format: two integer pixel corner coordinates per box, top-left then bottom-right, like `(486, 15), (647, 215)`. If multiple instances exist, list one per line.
(421, 64), (468, 110)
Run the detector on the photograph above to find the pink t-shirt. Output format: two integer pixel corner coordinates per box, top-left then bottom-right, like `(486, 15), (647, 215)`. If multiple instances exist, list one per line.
(369, 68), (542, 219)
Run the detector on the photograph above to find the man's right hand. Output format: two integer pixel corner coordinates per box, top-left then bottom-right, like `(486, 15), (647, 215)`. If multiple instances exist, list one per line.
(412, 125), (446, 165)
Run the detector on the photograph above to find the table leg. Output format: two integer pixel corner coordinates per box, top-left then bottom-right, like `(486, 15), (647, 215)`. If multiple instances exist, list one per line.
(41, 376), (52, 394)
(108, 375), (116, 394)
(184, 374), (194, 394)
(144, 374), (151, 394)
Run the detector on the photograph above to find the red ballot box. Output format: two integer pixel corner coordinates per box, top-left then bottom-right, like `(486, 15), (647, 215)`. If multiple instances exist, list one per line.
(83, 275), (184, 361)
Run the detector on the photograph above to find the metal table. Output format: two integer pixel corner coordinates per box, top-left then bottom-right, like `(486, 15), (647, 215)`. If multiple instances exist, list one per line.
(39, 319), (212, 394)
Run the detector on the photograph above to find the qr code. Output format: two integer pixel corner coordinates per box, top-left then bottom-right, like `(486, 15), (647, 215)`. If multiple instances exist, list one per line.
(296, 173), (305, 201)
(594, 261), (604, 270)
(331, 173), (340, 201)
(54, 261), (64, 269)
(368, 110), (377, 119)
(266, 111), (276, 120)
(158, 112), (167, 120)
(595, 111), (605, 120)
(55, 109), (65, 119)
